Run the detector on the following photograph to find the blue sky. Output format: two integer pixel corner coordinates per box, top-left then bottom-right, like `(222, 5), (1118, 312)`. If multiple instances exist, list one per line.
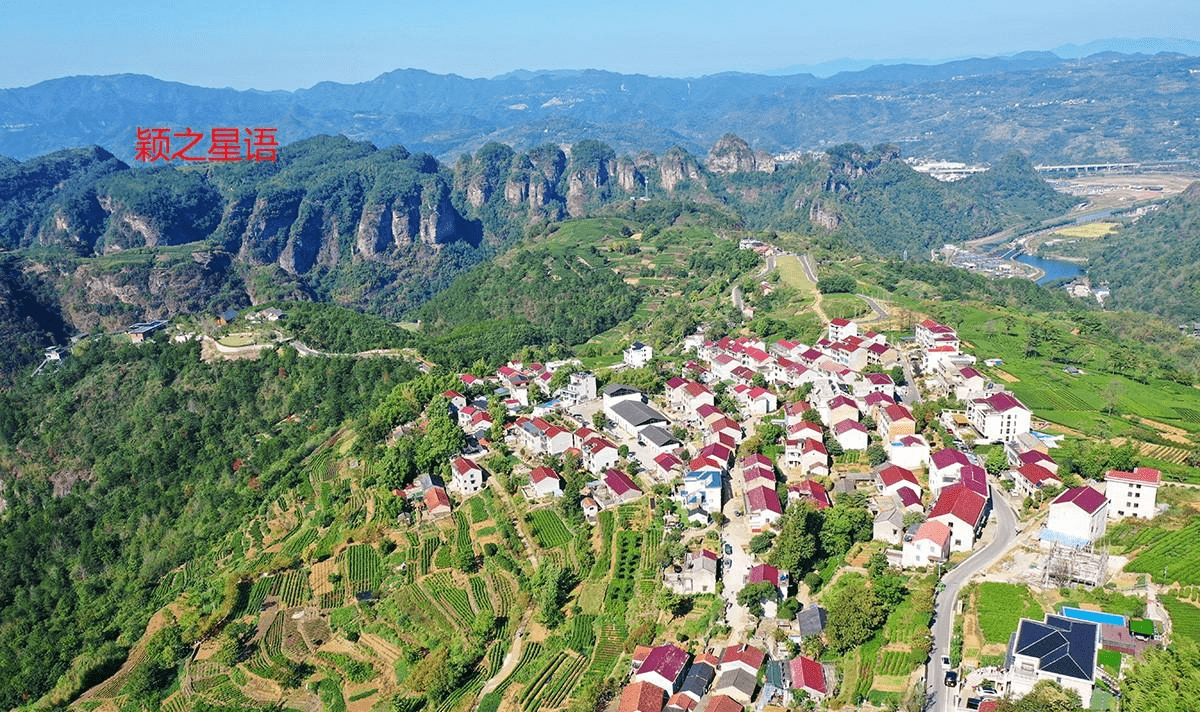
(3, 0), (1198, 89)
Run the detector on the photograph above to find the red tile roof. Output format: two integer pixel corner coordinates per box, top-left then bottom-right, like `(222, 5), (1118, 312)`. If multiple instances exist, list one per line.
(665, 693), (697, 711)
(1016, 463), (1058, 486)
(896, 487), (922, 509)
(790, 479), (831, 509)
(746, 485), (783, 514)
(834, 419), (867, 435)
(605, 469), (642, 497)
(720, 644), (766, 672)
(749, 563), (780, 586)
(960, 464), (989, 497)
(424, 486), (451, 512)
(636, 644), (691, 685)
(878, 465), (919, 488)
(930, 448), (970, 470)
(1053, 486), (1107, 515)
(654, 452), (684, 472)
(930, 483), (987, 527)
(977, 392), (1028, 413)
(914, 520), (951, 548)
(1106, 467), (1161, 485)
(788, 655), (827, 694)
(619, 681), (665, 712)
(830, 317), (851, 326)
(705, 695), (744, 712)
(530, 465), (559, 484)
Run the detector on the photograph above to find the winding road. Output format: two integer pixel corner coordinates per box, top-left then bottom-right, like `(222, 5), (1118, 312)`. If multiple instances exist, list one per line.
(926, 485), (1018, 712)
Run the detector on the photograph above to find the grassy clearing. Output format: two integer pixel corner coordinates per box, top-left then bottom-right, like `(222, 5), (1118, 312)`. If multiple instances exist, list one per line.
(1161, 596), (1200, 644)
(975, 583), (1044, 645)
(1051, 222), (1117, 238)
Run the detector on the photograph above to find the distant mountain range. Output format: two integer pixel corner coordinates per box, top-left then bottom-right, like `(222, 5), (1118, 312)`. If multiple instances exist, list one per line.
(2, 49), (1200, 165)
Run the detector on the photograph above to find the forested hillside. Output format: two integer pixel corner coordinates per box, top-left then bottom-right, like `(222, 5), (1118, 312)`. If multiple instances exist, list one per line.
(1089, 182), (1200, 322)
(0, 136), (1081, 379)
(0, 337), (419, 708)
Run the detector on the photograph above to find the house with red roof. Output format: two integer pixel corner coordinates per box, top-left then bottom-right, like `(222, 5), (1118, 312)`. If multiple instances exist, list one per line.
(784, 437), (828, 477)
(748, 562), (787, 599)
(653, 452), (685, 479)
(618, 680), (666, 712)
(442, 390), (468, 411)
(1015, 448), (1058, 474)
(448, 457), (485, 496)
(788, 479), (832, 510)
(902, 520), (951, 568)
(862, 390), (897, 418)
(915, 319), (958, 350)
(423, 486), (452, 519)
(968, 392), (1032, 443)
(718, 644), (766, 676)
(824, 394), (860, 428)
(635, 643), (692, 693)
(603, 468), (644, 505)
(1047, 486), (1108, 546)
(876, 465), (921, 498)
(929, 483), (989, 552)
(833, 419), (868, 451)
(663, 692), (697, 712)
(529, 465), (563, 498)
(878, 403), (916, 441)
(708, 417), (743, 445)
(828, 317), (858, 341)
(865, 341), (900, 368)
(788, 655), (828, 699)
(581, 436), (620, 473)
(1105, 467), (1161, 521)
(1012, 463), (1061, 498)
(745, 484), (783, 531)
(887, 434), (930, 471)
(928, 448), (971, 496)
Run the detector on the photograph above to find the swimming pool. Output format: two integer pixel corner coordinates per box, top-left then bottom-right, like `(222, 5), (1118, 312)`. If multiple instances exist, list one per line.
(1060, 607), (1126, 627)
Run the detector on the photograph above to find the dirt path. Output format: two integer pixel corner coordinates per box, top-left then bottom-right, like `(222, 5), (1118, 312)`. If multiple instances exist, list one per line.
(78, 605), (180, 701)
(479, 610), (533, 695)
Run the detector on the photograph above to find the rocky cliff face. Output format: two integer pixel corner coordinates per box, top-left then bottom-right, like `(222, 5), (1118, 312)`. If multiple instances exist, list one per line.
(705, 134), (776, 174)
(658, 147), (706, 192)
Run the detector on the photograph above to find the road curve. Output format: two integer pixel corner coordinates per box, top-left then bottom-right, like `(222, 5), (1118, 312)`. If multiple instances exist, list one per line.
(927, 485), (1018, 712)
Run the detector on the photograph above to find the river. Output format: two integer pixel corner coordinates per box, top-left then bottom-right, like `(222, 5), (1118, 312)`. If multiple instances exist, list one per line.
(1013, 252), (1084, 285)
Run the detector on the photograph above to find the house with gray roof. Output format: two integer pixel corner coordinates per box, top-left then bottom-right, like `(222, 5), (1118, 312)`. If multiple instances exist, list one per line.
(1007, 614), (1099, 707)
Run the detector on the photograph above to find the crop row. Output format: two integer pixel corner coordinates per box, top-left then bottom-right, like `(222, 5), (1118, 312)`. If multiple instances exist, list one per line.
(566, 615), (596, 654)
(537, 653), (589, 709)
(490, 642), (543, 698)
(469, 576), (493, 617)
(421, 537), (438, 575)
(877, 649), (920, 676)
(280, 526), (317, 557)
(488, 569), (515, 618)
(1128, 521), (1200, 584)
(345, 543), (383, 594)
(519, 651), (571, 710)
(529, 509), (572, 549)
(271, 570), (310, 607)
(425, 572), (474, 625)
(232, 577), (274, 619)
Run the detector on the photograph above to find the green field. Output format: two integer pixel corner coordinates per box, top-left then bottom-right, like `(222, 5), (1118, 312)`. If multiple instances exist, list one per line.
(822, 293), (872, 320)
(1125, 520), (1200, 585)
(1161, 596), (1200, 644)
(975, 583), (1044, 644)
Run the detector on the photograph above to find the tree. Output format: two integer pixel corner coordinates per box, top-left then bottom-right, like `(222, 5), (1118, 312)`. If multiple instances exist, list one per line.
(768, 503), (821, 574)
(737, 581), (779, 617)
(1119, 638), (1200, 712)
(819, 505), (872, 561)
(992, 680), (1084, 712)
(866, 443), (887, 467)
(985, 447), (1008, 476)
(592, 411), (609, 431)
(801, 408), (822, 424)
(824, 575), (885, 652)
(749, 531), (776, 554)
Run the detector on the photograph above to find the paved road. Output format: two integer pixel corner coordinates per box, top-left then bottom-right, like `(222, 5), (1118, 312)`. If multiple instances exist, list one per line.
(798, 253), (819, 283)
(927, 485), (1017, 712)
(902, 351), (924, 405)
(855, 293), (890, 322)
